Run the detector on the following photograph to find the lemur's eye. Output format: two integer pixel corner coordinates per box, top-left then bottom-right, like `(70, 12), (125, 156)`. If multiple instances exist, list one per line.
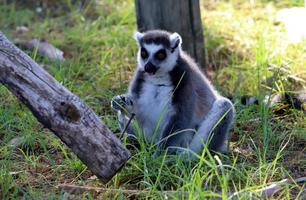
(155, 49), (167, 61)
(140, 48), (148, 59)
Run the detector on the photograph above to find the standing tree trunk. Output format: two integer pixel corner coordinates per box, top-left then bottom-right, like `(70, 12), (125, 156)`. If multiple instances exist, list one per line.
(0, 32), (131, 183)
(135, 0), (206, 69)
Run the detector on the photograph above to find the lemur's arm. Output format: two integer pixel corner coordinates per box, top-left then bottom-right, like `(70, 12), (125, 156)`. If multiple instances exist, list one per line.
(157, 92), (195, 152)
(160, 114), (193, 147)
(111, 94), (134, 116)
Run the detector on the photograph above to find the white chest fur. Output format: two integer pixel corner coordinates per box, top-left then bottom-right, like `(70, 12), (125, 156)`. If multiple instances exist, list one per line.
(135, 74), (174, 141)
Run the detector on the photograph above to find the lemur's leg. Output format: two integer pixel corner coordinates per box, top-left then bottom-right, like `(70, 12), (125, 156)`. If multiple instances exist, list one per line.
(111, 94), (136, 136)
(207, 103), (234, 153)
(188, 98), (234, 155)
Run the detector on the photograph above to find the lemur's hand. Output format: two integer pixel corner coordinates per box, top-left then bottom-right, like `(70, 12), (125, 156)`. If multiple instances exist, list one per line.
(111, 94), (134, 113)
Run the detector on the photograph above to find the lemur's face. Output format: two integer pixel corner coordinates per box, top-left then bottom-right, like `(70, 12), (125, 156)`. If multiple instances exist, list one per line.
(134, 30), (182, 75)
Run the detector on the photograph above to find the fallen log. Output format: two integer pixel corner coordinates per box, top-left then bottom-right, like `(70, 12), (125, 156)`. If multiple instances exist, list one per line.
(0, 32), (131, 183)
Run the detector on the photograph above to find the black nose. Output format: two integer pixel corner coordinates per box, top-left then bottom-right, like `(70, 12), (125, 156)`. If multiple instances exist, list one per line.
(144, 62), (158, 74)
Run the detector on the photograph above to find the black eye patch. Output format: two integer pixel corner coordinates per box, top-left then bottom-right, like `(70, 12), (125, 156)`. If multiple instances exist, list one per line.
(154, 49), (167, 61)
(140, 47), (148, 59)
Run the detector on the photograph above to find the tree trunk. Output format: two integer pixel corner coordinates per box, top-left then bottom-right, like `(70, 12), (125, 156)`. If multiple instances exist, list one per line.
(135, 0), (206, 69)
(0, 32), (131, 183)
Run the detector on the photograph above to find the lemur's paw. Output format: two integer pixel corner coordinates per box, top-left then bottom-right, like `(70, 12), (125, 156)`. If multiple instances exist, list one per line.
(111, 95), (133, 112)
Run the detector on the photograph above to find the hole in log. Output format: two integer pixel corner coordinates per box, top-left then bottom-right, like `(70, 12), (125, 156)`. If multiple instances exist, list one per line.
(57, 102), (81, 122)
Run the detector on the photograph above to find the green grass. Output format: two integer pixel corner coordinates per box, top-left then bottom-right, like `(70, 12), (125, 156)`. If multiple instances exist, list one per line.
(0, 0), (305, 199)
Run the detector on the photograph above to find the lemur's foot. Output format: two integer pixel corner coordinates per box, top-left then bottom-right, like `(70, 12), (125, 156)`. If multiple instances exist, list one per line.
(111, 95), (133, 112)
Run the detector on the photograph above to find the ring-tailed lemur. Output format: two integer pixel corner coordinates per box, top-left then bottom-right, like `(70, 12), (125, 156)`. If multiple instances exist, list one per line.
(111, 30), (235, 157)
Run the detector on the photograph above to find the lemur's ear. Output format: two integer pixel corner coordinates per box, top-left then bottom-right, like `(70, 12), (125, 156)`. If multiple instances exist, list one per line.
(133, 31), (144, 44)
(170, 32), (182, 51)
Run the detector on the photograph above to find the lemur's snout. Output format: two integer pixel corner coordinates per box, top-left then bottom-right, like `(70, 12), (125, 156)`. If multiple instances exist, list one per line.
(144, 62), (158, 75)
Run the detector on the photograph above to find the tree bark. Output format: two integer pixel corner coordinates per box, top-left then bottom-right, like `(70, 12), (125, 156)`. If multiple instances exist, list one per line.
(135, 0), (206, 69)
(0, 32), (131, 183)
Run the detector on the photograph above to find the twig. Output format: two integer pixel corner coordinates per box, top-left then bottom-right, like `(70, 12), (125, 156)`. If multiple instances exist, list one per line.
(57, 177), (306, 198)
(119, 113), (135, 139)
(56, 184), (183, 197)
(230, 177), (306, 199)
(268, 65), (306, 84)
(57, 184), (144, 196)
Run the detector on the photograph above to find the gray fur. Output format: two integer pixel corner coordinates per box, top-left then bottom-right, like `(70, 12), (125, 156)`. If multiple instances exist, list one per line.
(111, 30), (235, 158)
